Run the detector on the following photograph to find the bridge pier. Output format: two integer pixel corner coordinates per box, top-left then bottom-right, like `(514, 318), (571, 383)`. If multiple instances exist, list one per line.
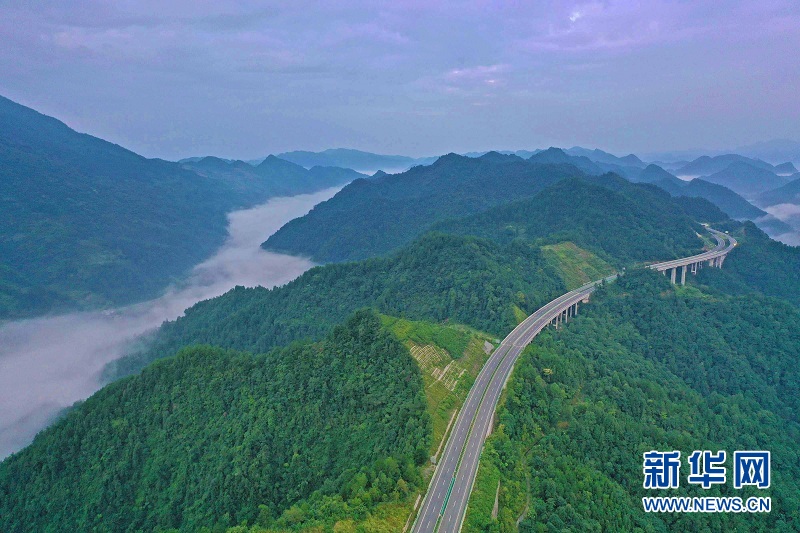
(681, 265), (687, 285)
(670, 268), (676, 284)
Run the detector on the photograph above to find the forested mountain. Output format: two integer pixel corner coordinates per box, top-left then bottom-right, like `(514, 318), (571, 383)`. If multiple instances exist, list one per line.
(655, 177), (767, 219)
(263, 152), (585, 262)
(273, 148), (437, 172)
(565, 147), (645, 168)
(696, 221), (800, 306)
(636, 163), (684, 185)
(756, 174), (800, 206)
(109, 233), (566, 378)
(182, 155), (364, 198)
(676, 154), (782, 176)
(701, 161), (789, 197)
(262, 149), (769, 265)
(432, 175), (706, 265)
(528, 147), (603, 174)
(0, 96), (353, 319)
(0, 310), (430, 532)
(466, 270), (800, 532)
(775, 162), (798, 174)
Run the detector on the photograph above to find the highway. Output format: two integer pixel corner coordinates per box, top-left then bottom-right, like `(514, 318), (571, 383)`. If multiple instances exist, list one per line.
(410, 228), (737, 533)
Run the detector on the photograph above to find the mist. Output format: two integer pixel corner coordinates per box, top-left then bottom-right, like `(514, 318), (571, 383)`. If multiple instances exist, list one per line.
(0, 187), (341, 460)
(764, 203), (800, 246)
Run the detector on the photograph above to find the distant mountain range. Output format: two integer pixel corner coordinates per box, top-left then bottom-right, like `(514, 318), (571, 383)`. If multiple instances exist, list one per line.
(735, 139), (800, 165)
(757, 174), (800, 207)
(178, 143), (800, 247)
(0, 96), (356, 319)
(272, 148), (438, 172)
(181, 155), (365, 197)
(261, 151), (721, 264)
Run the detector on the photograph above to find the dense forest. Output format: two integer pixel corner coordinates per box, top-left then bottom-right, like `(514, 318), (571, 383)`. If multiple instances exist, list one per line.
(262, 152), (586, 262)
(261, 149), (765, 265)
(696, 221), (800, 306)
(433, 176), (708, 266)
(109, 233), (566, 378)
(466, 270), (800, 532)
(654, 177), (767, 220)
(0, 95), (354, 319)
(0, 310), (430, 532)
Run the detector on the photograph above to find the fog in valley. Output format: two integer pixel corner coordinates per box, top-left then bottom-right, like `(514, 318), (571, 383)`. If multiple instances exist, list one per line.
(0, 187), (341, 459)
(763, 203), (800, 246)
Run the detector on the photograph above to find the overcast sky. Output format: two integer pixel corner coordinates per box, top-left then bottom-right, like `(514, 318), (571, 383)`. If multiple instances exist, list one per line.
(1, 1), (799, 160)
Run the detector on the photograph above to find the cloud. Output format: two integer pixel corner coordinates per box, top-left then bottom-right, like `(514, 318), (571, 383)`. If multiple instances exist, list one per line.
(764, 202), (800, 222)
(1, 1), (800, 158)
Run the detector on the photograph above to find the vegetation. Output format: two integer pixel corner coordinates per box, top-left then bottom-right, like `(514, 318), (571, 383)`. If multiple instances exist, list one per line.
(262, 152), (585, 262)
(109, 233), (566, 379)
(539, 242), (614, 289)
(382, 315), (495, 455)
(0, 310), (430, 532)
(655, 177), (767, 220)
(696, 221), (800, 306)
(466, 270), (800, 532)
(0, 95), (353, 319)
(434, 176), (707, 266)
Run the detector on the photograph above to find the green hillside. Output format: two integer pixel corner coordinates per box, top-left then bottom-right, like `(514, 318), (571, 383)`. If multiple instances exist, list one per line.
(757, 175), (800, 206)
(0, 310), (430, 533)
(109, 233), (566, 379)
(701, 162), (788, 197)
(696, 221), (800, 306)
(262, 152), (585, 262)
(540, 242), (615, 289)
(466, 269), (800, 532)
(433, 176), (707, 265)
(655, 177), (767, 220)
(0, 96), (353, 319)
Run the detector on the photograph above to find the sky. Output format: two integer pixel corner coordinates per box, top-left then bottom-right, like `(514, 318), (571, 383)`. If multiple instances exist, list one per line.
(1, 0), (799, 160)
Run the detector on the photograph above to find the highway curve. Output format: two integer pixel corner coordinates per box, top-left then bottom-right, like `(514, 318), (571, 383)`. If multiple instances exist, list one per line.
(411, 228), (736, 533)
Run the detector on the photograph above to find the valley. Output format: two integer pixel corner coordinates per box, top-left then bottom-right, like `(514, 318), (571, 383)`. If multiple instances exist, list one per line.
(0, 187), (339, 459)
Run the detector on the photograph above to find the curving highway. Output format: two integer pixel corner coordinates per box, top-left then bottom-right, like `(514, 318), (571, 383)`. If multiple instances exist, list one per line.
(410, 228), (737, 533)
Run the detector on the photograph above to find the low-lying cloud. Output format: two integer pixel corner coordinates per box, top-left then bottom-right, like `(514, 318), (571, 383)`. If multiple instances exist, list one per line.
(0, 187), (340, 460)
(763, 202), (800, 246)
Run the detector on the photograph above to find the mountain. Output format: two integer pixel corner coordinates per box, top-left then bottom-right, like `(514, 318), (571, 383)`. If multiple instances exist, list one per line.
(676, 154), (778, 176)
(432, 176), (706, 265)
(109, 232), (566, 379)
(468, 269), (800, 531)
(565, 146), (646, 168)
(757, 174), (800, 206)
(0, 310), (430, 532)
(0, 96), (229, 318)
(273, 148), (437, 172)
(735, 139), (800, 165)
(463, 149), (541, 159)
(532, 147), (644, 181)
(635, 163), (685, 185)
(700, 161), (789, 197)
(0, 96), (358, 319)
(654, 177), (767, 220)
(528, 147), (603, 174)
(697, 221), (800, 305)
(114, 174), (721, 380)
(262, 152), (585, 262)
(182, 156), (364, 198)
(775, 162), (798, 175)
